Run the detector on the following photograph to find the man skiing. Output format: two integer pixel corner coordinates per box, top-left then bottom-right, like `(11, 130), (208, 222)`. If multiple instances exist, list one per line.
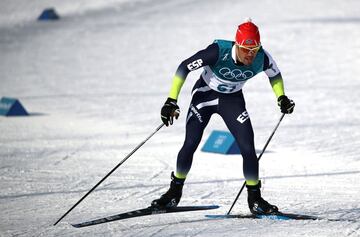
(151, 18), (295, 215)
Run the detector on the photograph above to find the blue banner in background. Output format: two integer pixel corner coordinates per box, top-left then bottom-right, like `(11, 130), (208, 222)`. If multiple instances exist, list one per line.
(0, 97), (29, 116)
(38, 8), (60, 21)
(201, 130), (241, 154)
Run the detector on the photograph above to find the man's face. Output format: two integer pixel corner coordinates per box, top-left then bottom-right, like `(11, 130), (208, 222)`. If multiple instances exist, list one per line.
(236, 44), (261, 65)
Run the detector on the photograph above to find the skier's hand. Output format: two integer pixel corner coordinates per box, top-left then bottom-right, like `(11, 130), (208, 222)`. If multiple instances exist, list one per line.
(278, 95), (295, 114)
(161, 98), (180, 126)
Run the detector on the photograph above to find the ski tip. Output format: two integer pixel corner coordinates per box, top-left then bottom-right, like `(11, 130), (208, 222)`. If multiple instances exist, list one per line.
(205, 214), (232, 219)
(71, 221), (93, 228)
(206, 205), (220, 209)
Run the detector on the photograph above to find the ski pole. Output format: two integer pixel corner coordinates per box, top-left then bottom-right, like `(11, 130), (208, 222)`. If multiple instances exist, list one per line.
(53, 123), (165, 226)
(227, 113), (285, 215)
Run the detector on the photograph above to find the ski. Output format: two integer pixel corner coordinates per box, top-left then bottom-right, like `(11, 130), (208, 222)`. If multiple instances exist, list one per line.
(206, 212), (356, 222)
(72, 205), (219, 228)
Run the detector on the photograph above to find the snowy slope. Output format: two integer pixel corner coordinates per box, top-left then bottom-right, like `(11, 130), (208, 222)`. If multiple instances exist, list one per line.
(0, 0), (360, 236)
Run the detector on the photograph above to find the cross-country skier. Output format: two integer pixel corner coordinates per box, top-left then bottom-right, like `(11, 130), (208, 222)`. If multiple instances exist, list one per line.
(151, 18), (295, 214)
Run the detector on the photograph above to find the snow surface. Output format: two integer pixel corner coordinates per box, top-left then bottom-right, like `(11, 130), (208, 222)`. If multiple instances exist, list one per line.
(1, 0), (360, 236)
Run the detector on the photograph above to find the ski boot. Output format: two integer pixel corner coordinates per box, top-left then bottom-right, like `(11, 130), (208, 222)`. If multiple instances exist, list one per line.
(151, 172), (185, 208)
(247, 181), (278, 214)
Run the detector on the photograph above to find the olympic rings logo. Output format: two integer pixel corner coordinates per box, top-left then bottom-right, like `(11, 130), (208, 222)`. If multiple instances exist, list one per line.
(218, 67), (254, 80)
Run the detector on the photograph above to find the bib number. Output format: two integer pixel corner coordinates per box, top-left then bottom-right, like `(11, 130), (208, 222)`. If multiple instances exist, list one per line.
(217, 84), (236, 93)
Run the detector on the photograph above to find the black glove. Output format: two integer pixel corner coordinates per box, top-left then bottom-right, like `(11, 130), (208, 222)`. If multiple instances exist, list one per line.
(278, 95), (295, 114)
(161, 98), (180, 126)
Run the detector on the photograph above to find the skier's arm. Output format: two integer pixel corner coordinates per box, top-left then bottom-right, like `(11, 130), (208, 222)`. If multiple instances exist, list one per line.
(269, 74), (284, 98)
(263, 49), (295, 114)
(168, 43), (219, 100)
(263, 49), (285, 98)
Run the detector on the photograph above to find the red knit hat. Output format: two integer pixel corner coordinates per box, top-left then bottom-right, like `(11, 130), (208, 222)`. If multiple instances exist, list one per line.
(235, 18), (260, 46)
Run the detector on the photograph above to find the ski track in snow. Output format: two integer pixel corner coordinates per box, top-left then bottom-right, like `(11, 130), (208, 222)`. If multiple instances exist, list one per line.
(1, 0), (360, 236)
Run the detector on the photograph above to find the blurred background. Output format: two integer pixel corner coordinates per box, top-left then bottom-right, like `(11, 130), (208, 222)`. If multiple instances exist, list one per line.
(0, 0), (359, 236)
